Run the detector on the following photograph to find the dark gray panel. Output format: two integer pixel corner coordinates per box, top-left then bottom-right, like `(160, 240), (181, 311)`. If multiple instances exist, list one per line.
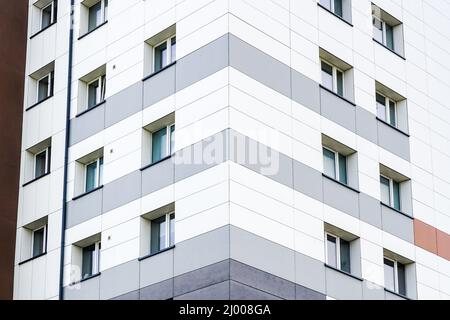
(230, 281), (281, 300)
(362, 282), (385, 300)
(66, 188), (103, 228)
(320, 87), (356, 132)
(174, 280), (230, 300)
(325, 267), (363, 300)
(381, 205), (414, 243)
(291, 70), (320, 113)
(139, 247), (174, 288)
(105, 81), (143, 127)
(322, 177), (359, 218)
(293, 160), (323, 201)
(141, 157), (174, 196)
(174, 260), (230, 297)
(102, 171), (141, 213)
(99, 260), (140, 300)
(295, 284), (326, 300)
(70, 103), (105, 145)
(355, 107), (378, 144)
(359, 193), (382, 228)
(176, 34), (229, 91)
(377, 120), (410, 161)
(64, 276), (100, 300)
(295, 252), (326, 294)
(229, 34), (291, 98)
(230, 260), (295, 299)
(140, 278), (174, 300)
(111, 290), (139, 300)
(143, 64), (176, 108)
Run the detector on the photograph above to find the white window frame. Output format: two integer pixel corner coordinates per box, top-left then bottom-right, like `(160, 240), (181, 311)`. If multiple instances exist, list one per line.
(152, 123), (175, 161)
(84, 157), (103, 192)
(31, 225), (47, 257)
(82, 241), (101, 278)
(321, 59), (344, 95)
(373, 15), (394, 49)
(376, 92), (397, 127)
(36, 72), (53, 102)
(380, 174), (400, 209)
(384, 257), (404, 294)
(86, 75), (106, 108)
(34, 147), (51, 178)
(151, 212), (175, 252)
(93, 0), (108, 25)
(40, 1), (55, 29)
(320, 0), (342, 16)
(152, 35), (176, 73)
(325, 232), (342, 269)
(323, 146), (346, 182)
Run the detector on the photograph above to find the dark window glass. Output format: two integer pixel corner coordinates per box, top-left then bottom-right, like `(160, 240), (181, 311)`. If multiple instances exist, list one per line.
(42, 4), (52, 29)
(154, 41), (168, 72)
(338, 153), (347, 185)
(82, 244), (95, 279)
(38, 75), (50, 102)
(397, 262), (406, 296)
(32, 227), (45, 257)
(35, 150), (47, 178)
(385, 24), (394, 50)
(334, 0), (343, 17)
(340, 239), (351, 273)
(88, 1), (102, 32)
(151, 216), (166, 254)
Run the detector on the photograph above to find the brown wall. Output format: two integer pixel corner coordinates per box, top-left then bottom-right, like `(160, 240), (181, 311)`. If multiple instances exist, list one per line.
(0, 1), (28, 299)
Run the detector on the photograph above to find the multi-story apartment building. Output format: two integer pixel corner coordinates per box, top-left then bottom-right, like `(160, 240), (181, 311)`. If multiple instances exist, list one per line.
(13, 0), (450, 300)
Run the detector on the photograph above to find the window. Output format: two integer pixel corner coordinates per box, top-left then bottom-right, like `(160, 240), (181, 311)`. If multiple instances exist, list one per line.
(384, 257), (406, 296)
(88, 0), (108, 32)
(376, 92), (397, 127)
(323, 147), (347, 184)
(34, 146), (51, 179)
(380, 175), (400, 211)
(154, 36), (176, 73)
(320, 0), (343, 17)
(32, 225), (47, 258)
(150, 212), (175, 255)
(87, 75), (106, 109)
(151, 124), (175, 164)
(372, 4), (404, 55)
(85, 157), (103, 192)
(326, 233), (351, 273)
(82, 241), (101, 280)
(321, 60), (344, 97)
(37, 72), (54, 103)
(41, 1), (57, 30)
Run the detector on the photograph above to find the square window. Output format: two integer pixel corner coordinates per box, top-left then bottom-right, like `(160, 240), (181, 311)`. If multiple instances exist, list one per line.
(87, 0), (108, 32)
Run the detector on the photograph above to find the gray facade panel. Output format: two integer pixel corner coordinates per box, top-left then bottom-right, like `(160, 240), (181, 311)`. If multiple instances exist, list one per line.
(230, 226), (296, 283)
(174, 260), (230, 297)
(381, 205), (414, 243)
(322, 177), (359, 218)
(230, 281), (281, 300)
(174, 281), (230, 300)
(140, 278), (174, 300)
(377, 120), (410, 161)
(295, 252), (326, 294)
(70, 103), (105, 145)
(293, 160), (323, 201)
(230, 260), (295, 300)
(320, 88), (356, 132)
(143, 64), (176, 108)
(111, 290), (140, 300)
(64, 276), (100, 300)
(66, 188), (103, 228)
(362, 282), (385, 300)
(385, 290), (407, 300)
(356, 107), (378, 144)
(139, 249), (174, 288)
(141, 157), (174, 196)
(229, 34), (291, 98)
(359, 193), (382, 228)
(102, 171), (142, 213)
(99, 260), (140, 300)
(325, 267), (363, 300)
(176, 34), (229, 91)
(291, 70), (320, 113)
(105, 81), (143, 127)
(295, 284), (326, 300)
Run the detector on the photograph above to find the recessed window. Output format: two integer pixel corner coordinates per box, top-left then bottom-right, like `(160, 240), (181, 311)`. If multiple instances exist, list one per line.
(77, 65), (106, 113)
(375, 82), (408, 132)
(28, 62), (55, 108)
(87, 75), (106, 109)
(150, 212), (175, 255)
(144, 25), (176, 76)
(323, 147), (347, 185)
(376, 92), (397, 127)
(320, 0), (343, 17)
(384, 257), (406, 296)
(380, 175), (400, 211)
(34, 146), (51, 179)
(41, 1), (57, 29)
(37, 72), (54, 103)
(379, 164), (412, 214)
(326, 233), (351, 273)
(154, 36), (176, 72)
(88, 0), (108, 32)
(85, 157), (103, 193)
(32, 225), (47, 258)
(142, 113), (175, 167)
(82, 241), (101, 280)
(74, 148), (104, 197)
(321, 61), (344, 97)
(372, 4), (404, 55)
(152, 124), (175, 164)
(319, 48), (354, 101)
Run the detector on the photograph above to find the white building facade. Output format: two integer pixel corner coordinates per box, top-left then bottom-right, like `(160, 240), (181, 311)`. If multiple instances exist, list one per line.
(14, 0), (450, 300)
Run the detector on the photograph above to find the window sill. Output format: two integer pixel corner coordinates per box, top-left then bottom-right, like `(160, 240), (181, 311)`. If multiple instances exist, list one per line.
(72, 185), (104, 201)
(384, 288), (412, 300)
(380, 202), (413, 219)
(142, 61), (177, 82)
(79, 272), (101, 284)
(324, 264), (363, 282)
(26, 94), (54, 112)
(78, 21), (108, 40)
(76, 100), (106, 118)
(140, 155), (172, 171)
(19, 252), (47, 265)
(319, 84), (356, 106)
(317, 4), (353, 27)
(372, 38), (406, 60)
(30, 21), (57, 39)
(22, 172), (51, 187)
(376, 117), (410, 137)
(322, 174), (360, 194)
(138, 245), (175, 261)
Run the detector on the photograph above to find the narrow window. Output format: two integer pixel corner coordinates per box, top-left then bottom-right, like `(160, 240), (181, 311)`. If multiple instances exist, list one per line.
(85, 157), (103, 192)
(151, 124), (174, 164)
(37, 72), (53, 102)
(87, 75), (106, 109)
(380, 175), (391, 205)
(150, 212), (175, 254)
(323, 147), (348, 185)
(326, 233), (351, 274)
(380, 175), (401, 211)
(384, 258), (406, 296)
(384, 258), (396, 292)
(376, 92), (398, 128)
(88, 0), (108, 32)
(32, 225), (47, 257)
(41, 2), (53, 29)
(82, 241), (101, 279)
(321, 61), (333, 91)
(326, 234), (337, 268)
(35, 147), (51, 179)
